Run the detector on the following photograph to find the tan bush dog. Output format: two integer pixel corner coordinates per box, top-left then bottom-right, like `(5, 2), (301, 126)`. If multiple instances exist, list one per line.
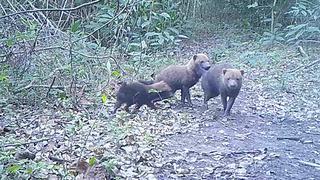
(113, 81), (172, 113)
(141, 53), (211, 105)
(201, 63), (244, 116)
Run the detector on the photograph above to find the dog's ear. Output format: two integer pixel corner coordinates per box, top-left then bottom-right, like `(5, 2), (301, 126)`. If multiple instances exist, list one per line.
(193, 54), (197, 61)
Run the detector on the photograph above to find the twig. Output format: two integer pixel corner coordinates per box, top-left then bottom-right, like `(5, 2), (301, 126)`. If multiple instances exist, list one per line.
(0, 0), (101, 19)
(14, 80), (35, 94)
(297, 46), (308, 57)
(277, 137), (301, 141)
(24, 0), (67, 34)
(228, 149), (263, 156)
(299, 160), (320, 168)
(289, 59), (320, 73)
(29, 23), (45, 55)
(49, 155), (71, 163)
(109, 56), (127, 75)
(301, 39), (320, 44)
(56, 0), (69, 30)
(46, 76), (56, 98)
(1, 138), (50, 148)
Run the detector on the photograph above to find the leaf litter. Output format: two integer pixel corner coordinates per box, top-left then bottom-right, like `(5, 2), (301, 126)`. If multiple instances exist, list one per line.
(1, 31), (320, 179)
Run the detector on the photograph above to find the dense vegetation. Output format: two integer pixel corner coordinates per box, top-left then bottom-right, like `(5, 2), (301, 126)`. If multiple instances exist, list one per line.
(1, 0), (319, 179)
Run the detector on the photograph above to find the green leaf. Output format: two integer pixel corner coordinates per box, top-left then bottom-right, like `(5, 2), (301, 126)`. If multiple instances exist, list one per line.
(70, 20), (81, 33)
(5, 37), (15, 48)
(101, 93), (107, 104)
(7, 164), (21, 174)
(89, 157), (96, 167)
(0, 74), (8, 81)
(111, 70), (121, 78)
(26, 168), (33, 174)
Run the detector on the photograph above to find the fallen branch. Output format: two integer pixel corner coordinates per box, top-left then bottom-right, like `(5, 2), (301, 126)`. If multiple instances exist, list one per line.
(227, 149), (263, 156)
(1, 138), (50, 148)
(49, 156), (71, 164)
(277, 137), (301, 141)
(288, 59), (320, 73)
(0, 0), (101, 19)
(299, 160), (320, 169)
(297, 46), (308, 57)
(14, 80), (35, 94)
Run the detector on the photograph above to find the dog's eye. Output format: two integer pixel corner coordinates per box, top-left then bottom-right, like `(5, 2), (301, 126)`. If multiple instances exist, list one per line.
(228, 78), (230, 80)
(236, 78), (240, 81)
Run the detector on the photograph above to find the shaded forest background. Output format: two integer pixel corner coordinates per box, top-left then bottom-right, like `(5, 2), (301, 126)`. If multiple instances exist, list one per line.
(1, 0), (319, 107)
(1, 0), (320, 179)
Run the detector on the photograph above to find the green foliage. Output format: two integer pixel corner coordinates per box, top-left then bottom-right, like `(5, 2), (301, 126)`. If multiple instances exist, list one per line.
(102, 158), (117, 174)
(85, 0), (185, 54)
(0, 151), (55, 180)
(89, 157), (97, 167)
(260, 28), (285, 45)
(101, 93), (108, 104)
(285, 0), (320, 44)
(70, 20), (81, 33)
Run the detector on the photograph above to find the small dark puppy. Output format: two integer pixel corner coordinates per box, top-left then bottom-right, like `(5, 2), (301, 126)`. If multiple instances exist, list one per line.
(201, 63), (244, 116)
(141, 53), (211, 105)
(113, 81), (171, 113)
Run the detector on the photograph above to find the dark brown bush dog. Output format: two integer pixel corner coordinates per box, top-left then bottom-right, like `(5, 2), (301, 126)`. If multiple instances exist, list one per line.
(113, 81), (172, 113)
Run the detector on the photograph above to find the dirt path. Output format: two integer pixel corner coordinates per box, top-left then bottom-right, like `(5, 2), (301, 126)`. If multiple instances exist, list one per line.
(2, 33), (319, 179)
(152, 83), (320, 179)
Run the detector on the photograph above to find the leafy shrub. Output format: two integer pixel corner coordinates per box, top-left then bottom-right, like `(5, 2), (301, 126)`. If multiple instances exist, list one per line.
(85, 0), (186, 55)
(285, 0), (320, 44)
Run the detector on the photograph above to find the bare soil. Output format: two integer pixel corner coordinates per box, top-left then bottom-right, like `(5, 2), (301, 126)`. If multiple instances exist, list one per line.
(154, 85), (320, 179)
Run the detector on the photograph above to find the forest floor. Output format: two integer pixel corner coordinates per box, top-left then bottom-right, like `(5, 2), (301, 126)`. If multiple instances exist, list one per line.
(152, 33), (320, 179)
(1, 30), (320, 179)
